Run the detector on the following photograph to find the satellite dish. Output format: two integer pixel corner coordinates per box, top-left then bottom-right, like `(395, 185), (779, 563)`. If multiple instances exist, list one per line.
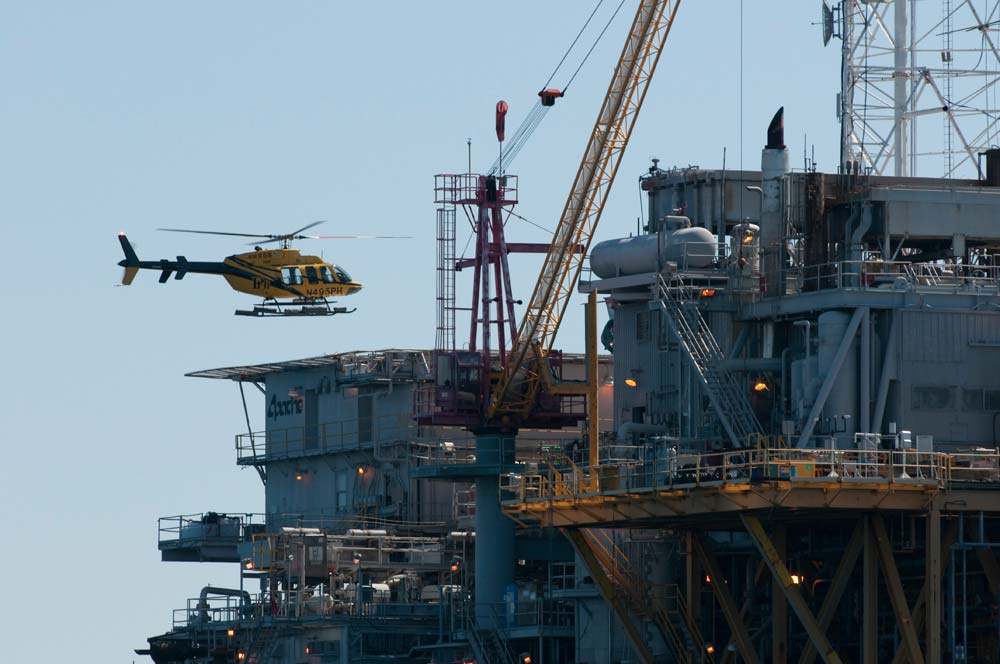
(822, 1), (835, 46)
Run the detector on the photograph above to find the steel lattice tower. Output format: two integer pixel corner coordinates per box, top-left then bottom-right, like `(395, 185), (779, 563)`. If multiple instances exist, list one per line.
(831, 0), (1000, 178)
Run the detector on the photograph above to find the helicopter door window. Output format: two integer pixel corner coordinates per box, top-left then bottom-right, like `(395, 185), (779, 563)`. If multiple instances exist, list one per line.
(281, 267), (303, 285)
(334, 267), (352, 283)
(305, 266), (319, 284)
(319, 266), (336, 283)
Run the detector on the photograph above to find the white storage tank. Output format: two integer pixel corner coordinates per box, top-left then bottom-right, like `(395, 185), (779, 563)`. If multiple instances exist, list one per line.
(590, 218), (716, 278)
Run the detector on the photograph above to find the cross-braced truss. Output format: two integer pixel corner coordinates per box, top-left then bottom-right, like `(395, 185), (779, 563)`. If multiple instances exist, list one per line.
(837, 0), (1000, 178)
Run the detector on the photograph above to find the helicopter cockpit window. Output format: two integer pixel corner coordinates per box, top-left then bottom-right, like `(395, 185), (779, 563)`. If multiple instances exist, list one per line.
(305, 266), (319, 284)
(319, 266), (336, 283)
(281, 267), (303, 286)
(334, 267), (352, 283)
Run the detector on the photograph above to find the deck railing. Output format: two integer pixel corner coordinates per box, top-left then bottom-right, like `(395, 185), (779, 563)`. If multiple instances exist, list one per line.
(501, 446), (1000, 504)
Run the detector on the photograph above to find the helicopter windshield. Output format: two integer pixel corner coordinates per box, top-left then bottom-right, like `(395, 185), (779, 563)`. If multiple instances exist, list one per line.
(319, 266), (336, 284)
(334, 266), (352, 283)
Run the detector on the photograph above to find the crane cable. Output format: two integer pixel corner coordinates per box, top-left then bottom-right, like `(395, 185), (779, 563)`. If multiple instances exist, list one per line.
(488, 0), (628, 175)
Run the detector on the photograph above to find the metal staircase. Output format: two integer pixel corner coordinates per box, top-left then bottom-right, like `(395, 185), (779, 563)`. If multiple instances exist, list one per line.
(462, 603), (516, 664)
(652, 275), (763, 448)
(581, 529), (708, 664)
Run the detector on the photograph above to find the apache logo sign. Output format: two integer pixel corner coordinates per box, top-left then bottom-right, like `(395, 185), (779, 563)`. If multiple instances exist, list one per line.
(268, 394), (303, 421)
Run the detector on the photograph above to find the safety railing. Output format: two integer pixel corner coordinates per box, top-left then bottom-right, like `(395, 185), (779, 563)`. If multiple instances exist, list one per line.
(172, 590), (442, 629)
(235, 414), (416, 464)
(501, 447), (1000, 504)
(158, 512), (265, 548)
(785, 259), (1000, 294)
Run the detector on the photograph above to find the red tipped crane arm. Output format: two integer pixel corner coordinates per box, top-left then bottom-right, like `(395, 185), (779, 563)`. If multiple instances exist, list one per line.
(489, 0), (681, 422)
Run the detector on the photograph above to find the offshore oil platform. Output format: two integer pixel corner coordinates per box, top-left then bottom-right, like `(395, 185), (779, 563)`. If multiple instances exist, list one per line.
(137, 1), (1000, 662)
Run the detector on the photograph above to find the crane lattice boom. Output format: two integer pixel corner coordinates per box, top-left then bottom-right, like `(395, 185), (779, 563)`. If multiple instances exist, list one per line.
(490, 0), (681, 421)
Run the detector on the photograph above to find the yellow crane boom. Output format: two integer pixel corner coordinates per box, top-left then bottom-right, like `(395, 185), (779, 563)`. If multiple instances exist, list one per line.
(490, 0), (681, 421)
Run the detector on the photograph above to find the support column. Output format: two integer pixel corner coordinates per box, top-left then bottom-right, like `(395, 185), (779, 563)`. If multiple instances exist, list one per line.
(586, 290), (600, 469)
(685, 531), (701, 630)
(926, 509), (941, 664)
(474, 430), (516, 628)
(773, 525), (788, 664)
(863, 516), (878, 664)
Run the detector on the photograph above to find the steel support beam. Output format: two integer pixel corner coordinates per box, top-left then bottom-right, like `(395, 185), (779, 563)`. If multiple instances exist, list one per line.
(871, 515), (924, 664)
(926, 509), (941, 664)
(562, 529), (656, 664)
(797, 308), (865, 447)
(686, 531), (701, 631)
(976, 544), (1000, 599)
(890, 519), (959, 664)
(871, 311), (899, 433)
(741, 515), (843, 664)
(863, 516), (878, 664)
(693, 533), (760, 664)
(773, 525), (788, 664)
(798, 522), (864, 664)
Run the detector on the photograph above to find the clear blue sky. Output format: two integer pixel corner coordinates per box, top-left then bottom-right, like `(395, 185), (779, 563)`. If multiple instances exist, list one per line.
(0, 2), (841, 660)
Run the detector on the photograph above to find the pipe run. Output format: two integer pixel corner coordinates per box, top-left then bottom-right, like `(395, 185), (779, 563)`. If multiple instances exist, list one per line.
(197, 586), (252, 623)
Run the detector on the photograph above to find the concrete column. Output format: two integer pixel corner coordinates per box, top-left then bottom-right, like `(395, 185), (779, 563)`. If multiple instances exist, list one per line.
(474, 430), (516, 627)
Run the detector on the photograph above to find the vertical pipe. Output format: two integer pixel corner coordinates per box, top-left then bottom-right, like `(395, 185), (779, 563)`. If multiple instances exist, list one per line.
(860, 309), (871, 434)
(587, 290), (600, 469)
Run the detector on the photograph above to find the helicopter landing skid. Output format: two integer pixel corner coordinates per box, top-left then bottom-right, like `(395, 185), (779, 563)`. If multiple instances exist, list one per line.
(235, 298), (357, 318)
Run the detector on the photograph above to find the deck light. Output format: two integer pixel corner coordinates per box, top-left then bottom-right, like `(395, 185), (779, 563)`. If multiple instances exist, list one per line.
(451, 558), (461, 573)
(243, 559), (254, 570)
(706, 644), (716, 654)
(742, 232), (754, 244)
(705, 575), (711, 584)
(700, 289), (716, 297)
(357, 466), (365, 476)
(624, 378), (638, 387)
(237, 653), (246, 661)
(227, 628), (235, 638)
(790, 574), (802, 585)
(754, 381), (768, 392)
(295, 472), (304, 481)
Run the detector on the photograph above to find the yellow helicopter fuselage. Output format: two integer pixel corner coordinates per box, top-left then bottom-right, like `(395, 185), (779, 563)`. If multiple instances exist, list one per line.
(222, 248), (363, 299)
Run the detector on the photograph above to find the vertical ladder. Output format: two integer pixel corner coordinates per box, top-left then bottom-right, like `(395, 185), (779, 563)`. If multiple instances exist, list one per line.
(652, 276), (763, 448)
(436, 205), (457, 352)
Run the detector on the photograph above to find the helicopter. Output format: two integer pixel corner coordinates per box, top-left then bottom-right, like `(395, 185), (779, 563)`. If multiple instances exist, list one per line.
(116, 221), (407, 317)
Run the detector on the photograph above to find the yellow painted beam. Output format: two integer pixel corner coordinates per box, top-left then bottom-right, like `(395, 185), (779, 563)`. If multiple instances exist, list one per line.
(693, 533), (759, 664)
(798, 521), (864, 664)
(871, 515), (924, 664)
(563, 529), (657, 664)
(741, 515), (843, 664)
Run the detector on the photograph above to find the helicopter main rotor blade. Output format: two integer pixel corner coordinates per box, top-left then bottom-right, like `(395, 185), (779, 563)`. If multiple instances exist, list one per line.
(158, 227), (276, 239)
(311, 235), (413, 239)
(284, 220), (327, 238)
